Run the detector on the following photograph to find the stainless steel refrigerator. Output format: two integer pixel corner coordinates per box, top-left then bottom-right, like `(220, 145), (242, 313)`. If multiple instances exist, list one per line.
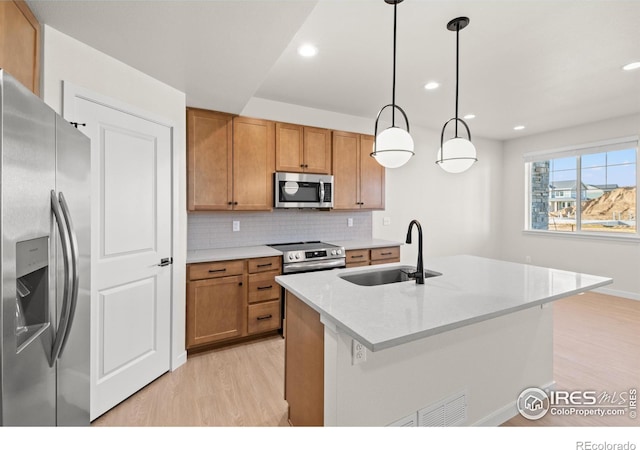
(0, 70), (90, 426)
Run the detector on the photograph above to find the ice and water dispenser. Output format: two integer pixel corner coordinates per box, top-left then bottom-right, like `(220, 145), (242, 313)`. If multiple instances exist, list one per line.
(15, 236), (50, 352)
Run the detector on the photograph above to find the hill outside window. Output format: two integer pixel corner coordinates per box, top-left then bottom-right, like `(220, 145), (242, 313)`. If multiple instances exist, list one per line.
(525, 137), (638, 238)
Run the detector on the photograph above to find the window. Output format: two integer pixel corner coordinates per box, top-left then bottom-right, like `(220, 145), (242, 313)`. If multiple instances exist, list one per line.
(526, 137), (638, 236)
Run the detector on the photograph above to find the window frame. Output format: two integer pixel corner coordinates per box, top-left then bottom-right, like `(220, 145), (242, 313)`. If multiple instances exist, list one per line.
(524, 136), (640, 242)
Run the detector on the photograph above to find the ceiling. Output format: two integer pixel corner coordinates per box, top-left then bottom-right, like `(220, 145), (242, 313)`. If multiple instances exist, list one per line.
(27, 0), (640, 141)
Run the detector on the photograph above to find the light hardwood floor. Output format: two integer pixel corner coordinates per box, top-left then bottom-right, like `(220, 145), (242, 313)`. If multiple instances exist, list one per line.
(92, 335), (289, 426)
(504, 291), (639, 426)
(93, 292), (639, 427)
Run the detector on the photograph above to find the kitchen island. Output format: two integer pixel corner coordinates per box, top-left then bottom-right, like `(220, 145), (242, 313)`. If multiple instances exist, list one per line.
(275, 255), (612, 426)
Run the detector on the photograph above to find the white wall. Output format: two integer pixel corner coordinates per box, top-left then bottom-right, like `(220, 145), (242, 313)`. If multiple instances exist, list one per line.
(500, 114), (640, 299)
(372, 127), (504, 265)
(41, 25), (188, 369)
(243, 97), (505, 264)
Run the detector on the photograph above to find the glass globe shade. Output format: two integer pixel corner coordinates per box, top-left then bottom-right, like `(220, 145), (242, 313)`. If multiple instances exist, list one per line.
(436, 137), (477, 173)
(373, 127), (414, 169)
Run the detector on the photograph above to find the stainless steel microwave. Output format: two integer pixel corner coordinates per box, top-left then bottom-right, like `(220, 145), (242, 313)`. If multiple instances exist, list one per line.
(274, 172), (334, 209)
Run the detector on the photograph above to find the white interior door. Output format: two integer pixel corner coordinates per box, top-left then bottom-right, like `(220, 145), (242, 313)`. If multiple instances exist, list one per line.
(72, 95), (172, 420)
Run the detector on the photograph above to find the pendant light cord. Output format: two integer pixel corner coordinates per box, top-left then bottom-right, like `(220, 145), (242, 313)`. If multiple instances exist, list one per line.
(391, 1), (397, 127)
(455, 21), (460, 138)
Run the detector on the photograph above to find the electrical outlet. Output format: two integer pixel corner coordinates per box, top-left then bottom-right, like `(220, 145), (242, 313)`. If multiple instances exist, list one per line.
(525, 255), (531, 263)
(348, 218), (353, 227)
(383, 216), (391, 226)
(352, 339), (367, 365)
(232, 220), (240, 232)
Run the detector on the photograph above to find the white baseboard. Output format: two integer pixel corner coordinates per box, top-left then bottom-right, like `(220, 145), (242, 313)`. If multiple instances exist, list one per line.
(472, 381), (556, 426)
(171, 351), (187, 371)
(594, 287), (640, 301)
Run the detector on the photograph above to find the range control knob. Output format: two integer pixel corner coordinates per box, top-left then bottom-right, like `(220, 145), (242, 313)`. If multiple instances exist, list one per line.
(337, 249), (342, 255)
(331, 250), (337, 255)
(288, 254), (294, 261)
(295, 253), (301, 260)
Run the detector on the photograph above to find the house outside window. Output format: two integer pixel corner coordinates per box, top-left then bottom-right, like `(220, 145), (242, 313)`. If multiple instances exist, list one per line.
(526, 137), (638, 236)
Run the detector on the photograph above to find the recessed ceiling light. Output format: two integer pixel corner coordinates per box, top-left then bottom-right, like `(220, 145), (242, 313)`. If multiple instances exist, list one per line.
(297, 44), (318, 58)
(514, 125), (525, 131)
(622, 61), (640, 71)
(463, 114), (476, 120)
(424, 81), (440, 90)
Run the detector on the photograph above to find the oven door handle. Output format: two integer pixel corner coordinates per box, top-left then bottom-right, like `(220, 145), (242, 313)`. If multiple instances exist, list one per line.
(283, 258), (346, 274)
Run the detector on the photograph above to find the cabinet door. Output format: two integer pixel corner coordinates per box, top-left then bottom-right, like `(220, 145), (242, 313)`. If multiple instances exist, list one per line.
(303, 126), (332, 174)
(359, 134), (385, 210)
(332, 130), (360, 210)
(233, 117), (275, 211)
(275, 122), (304, 172)
(187, 108), (233, 211)
(0, 1), (40, 96)
(186, 274), (247, 348)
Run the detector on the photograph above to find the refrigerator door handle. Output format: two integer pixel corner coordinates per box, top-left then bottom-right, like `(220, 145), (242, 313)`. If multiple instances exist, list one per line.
(50, 190), (74, 365)
(57, 192), (80, 357)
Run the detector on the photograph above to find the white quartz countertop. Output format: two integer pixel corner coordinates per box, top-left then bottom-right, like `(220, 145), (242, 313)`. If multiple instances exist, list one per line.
(326, 239), (403, 250)
(275, 255), (612, 352)
(187, 246), (282, 263)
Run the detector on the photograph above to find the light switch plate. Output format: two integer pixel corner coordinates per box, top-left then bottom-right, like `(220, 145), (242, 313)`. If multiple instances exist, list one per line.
(348, 218), (353, 227)
(232, 220), (240, 232)
(383, 217), (391, 226)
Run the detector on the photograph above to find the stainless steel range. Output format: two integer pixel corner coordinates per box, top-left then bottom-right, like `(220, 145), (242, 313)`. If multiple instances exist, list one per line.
(268, 241), (346, 274)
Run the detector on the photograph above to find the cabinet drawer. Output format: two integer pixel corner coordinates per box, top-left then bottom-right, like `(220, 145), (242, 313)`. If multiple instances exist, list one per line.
(247, 300), (281, 335)
(248, 256), (281, 274)
(346, 261), (370, 268)
(346, 249), (370, 264)
(371, 246), (400, 261)
(248, 271), (280, 304)
(188, 260), (245, 281)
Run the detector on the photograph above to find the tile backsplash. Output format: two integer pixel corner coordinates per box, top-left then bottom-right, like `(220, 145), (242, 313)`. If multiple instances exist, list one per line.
(188, 210), (372, 250)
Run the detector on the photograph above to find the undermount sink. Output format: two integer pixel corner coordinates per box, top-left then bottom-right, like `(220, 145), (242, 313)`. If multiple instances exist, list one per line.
(339, 265), (442, 287)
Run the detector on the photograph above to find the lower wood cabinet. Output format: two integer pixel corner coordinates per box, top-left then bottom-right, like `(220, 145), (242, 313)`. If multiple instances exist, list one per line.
(345, 246), (400, 268)
(186, 274), (246, 347)
(284, 292), (324, 426)
(186, 256), (282, 350)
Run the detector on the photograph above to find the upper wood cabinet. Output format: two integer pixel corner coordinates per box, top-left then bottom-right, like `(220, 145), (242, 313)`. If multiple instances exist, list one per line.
(187, 108), (233, 210)
(187, 109), (275, 211)
(233, 116), (275, 211)
(0, 0), (40, 96)
(359, 134), (385, 209)
(275, 123), (331, 174)
(332, 131), (385, 210)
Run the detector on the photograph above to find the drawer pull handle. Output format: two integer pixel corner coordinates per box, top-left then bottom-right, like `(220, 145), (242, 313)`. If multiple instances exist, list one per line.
(351, 255), (364, 259)
(257, 314), (273, 321)
(209, 268), (226, 273)
(257, 263), (273, 268)
(257, 285), (273, 291)
(380, 252), (393, 256)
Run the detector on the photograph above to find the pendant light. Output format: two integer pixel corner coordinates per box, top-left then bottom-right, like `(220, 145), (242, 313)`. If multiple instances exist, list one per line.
(436, 17), (477, 174)
(371, 0), (414, 169)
